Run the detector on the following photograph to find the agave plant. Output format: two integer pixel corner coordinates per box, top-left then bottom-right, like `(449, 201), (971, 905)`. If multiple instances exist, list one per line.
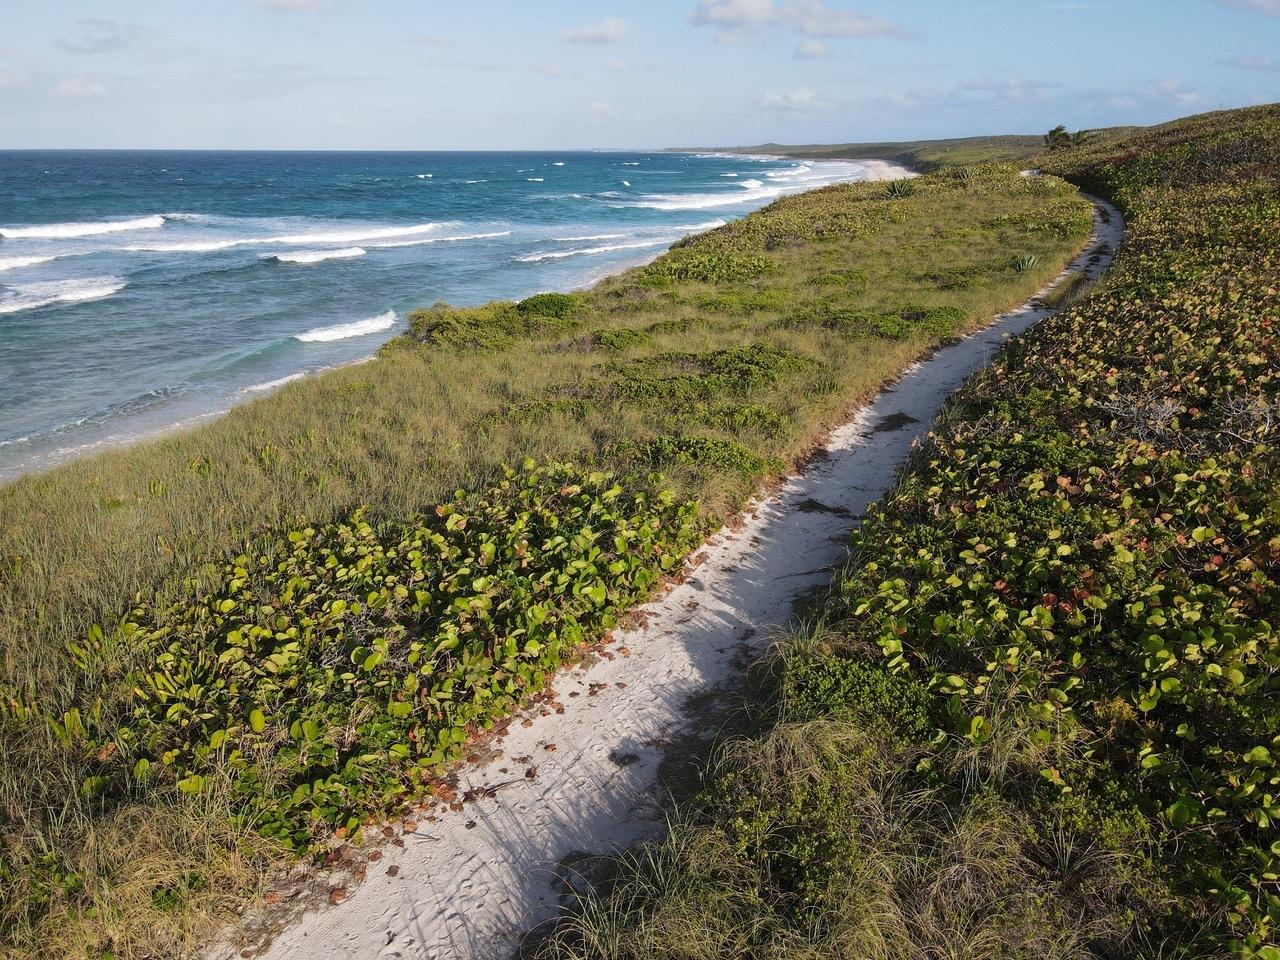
(1012, 253), (1041, 272)
(884, 179), (916, 199)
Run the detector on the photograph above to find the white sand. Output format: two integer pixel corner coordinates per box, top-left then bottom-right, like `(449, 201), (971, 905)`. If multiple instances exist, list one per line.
(240, 194), (1124, 960)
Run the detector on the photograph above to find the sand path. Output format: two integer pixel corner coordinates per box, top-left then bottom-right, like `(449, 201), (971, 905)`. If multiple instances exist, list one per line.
(247, 192), (1124, 960)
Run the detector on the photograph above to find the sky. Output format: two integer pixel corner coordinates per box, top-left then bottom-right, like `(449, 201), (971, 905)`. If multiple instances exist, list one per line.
(1, 0), (1278, 150)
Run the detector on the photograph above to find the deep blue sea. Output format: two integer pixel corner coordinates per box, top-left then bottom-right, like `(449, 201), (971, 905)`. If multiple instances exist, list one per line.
(0, 150), (888, 479)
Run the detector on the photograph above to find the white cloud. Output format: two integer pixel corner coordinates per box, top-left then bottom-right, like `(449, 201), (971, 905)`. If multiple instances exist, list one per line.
(759, 86), (823, 110)
(531, 64), (569, 79)
(691, 0), (912, 41)
(56, 77), (107, 98)
(790, 0), (910, 37)
(562, 17), (627, 45)
(691, 0), (777, 30)
(794, 39), (828, 59)
(1217, 53), (1280, 71)
(1219, 0), (1280, 13)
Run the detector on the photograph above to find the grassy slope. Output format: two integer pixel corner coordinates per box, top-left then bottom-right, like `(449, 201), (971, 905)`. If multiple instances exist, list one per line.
(539, 106), (1280, 959)
(685, 128), (1140, 172)
(0, 169), (1093, 958)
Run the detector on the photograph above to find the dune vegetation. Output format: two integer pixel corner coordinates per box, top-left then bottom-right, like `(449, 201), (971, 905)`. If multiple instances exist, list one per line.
(533, 106), (1280, 960)
(697, 128), (1141, 173)
(0, 166), (1093, 958)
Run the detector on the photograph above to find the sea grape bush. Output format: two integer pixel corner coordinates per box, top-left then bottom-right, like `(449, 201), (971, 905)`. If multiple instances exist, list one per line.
(9, 462), (703, 849)
(828, 107), (1280, 955)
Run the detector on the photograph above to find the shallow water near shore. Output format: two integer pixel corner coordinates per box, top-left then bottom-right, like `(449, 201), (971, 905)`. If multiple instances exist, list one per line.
(0, 150), (901, 480)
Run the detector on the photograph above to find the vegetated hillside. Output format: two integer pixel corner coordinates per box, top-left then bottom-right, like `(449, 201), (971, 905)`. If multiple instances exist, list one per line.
(536, 105), (1280, 959)
(683, 127), (1140, 172)
(0, 168), (1093, 958)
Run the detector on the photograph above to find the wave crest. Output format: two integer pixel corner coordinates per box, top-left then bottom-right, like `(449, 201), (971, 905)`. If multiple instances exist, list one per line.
(0, 255), (57, 272)
(268, 247), (367, 265)
(0, 215), (164, 240)
(0, 276), (126, 315)
(515, 239), (669, 263)
(295, 310), (397, 343)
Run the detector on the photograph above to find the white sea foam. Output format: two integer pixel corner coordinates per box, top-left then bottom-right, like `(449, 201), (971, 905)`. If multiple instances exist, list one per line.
(126, 221), (450, 253)
(416, 173), (433, 179)
(674, 219), (729, 231)
(295, 309), (397, 343)
(553, 162), (565, 166)
(515, 239), (669, 263)
(365, 230), (512, 249)
(124, 238), (243, 253)
(721, 173), (738, 177)
(551, 233), (628, 242)
(615, 159), (887, 212)
(0, 214), (164, 239)
(766, 164), (812, 181)
(271, 222), (446, 245)
(0, 255), (57, 272)
(268, 247), (367, 265)
(621, 162), (640, 166)
(240, 372), (309, 393)
(465, 180), (487, 184)
(0, 276), (126, 315)
(621, 180), (631, 187)
(623, 181), (785, 211)
(527, 177), (544, 182)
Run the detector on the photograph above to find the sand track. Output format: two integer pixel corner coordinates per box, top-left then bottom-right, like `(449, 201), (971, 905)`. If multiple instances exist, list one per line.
(244, 193), (1125, 960)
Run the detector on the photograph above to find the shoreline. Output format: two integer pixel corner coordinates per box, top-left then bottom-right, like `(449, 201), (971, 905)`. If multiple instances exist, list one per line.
(0, 157), (913, 486)
(231, 193), (1123, 960)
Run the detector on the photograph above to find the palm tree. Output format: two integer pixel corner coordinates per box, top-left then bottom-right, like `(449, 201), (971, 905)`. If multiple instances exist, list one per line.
(1044, 125), (1072, 151)
(1070, 128), (1093, 147)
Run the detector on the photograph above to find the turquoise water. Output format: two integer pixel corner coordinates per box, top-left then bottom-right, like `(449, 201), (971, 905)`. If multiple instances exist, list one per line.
(0, 150), (884, 478)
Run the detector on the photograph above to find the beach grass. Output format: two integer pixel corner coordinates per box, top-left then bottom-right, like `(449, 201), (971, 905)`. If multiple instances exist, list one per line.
(0, 165), (1093, 959)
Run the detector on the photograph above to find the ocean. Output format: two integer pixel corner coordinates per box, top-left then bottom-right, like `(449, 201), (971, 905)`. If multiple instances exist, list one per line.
(0, 150), (889, 480)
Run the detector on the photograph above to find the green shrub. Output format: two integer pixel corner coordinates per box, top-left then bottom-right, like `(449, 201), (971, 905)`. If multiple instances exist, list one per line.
(677, 402), (792, 438)
(618, 436), (766, 480)
(921, 305), (968, 338)
(517, 291), (581, 319)
(695, 289), (789, 313)
(8, 462), (703, 850)
(407, 299), (583, 349)
(591, 328), (653, 351)
(642, 251), (774, 285)
(611, 343), (814, 404)
(782, 656), (932, 740)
